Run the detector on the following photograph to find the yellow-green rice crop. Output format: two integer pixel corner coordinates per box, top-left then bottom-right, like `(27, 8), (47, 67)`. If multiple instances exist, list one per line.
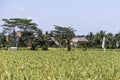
(0, 49), (120, 80)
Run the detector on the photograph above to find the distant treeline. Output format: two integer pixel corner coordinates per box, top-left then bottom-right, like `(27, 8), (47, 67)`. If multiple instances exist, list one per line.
(0, 18), (119, 50)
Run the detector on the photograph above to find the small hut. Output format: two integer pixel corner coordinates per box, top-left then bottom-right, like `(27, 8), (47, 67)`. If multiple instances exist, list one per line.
(71, 37), (88, 48)
(48, 37), (62, 47)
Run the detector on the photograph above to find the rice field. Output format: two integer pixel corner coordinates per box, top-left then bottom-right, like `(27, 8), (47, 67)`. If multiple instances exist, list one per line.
(0, 48), (120, 80)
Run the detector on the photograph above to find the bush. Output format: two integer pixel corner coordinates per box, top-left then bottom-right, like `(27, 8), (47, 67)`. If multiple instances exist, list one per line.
(41, 45), (48, 50)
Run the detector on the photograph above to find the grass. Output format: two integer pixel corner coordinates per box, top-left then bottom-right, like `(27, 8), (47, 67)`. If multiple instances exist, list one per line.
(0, 48), (120, 80)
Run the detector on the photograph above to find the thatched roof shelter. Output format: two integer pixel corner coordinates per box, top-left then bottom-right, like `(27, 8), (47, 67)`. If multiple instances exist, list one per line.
(71, 37), (88, 48)
(71, 37), (88, 43)
(48, 37), (62, 47)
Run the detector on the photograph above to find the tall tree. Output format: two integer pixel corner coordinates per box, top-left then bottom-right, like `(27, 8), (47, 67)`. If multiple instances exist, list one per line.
(86, 32), (94, 47)
(94, 30), (106, 48)
(1, 18), (42, 48)
(51, 25), (76, 51)
(51, 25), (76, 40)
(106, 32), (115, 49)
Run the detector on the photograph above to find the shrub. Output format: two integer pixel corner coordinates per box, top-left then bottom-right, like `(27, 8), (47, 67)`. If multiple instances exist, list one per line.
(41, 45), (48, 50)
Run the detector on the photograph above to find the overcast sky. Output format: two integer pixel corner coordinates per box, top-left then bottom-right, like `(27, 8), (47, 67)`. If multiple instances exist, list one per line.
(0, 0), (120, 35)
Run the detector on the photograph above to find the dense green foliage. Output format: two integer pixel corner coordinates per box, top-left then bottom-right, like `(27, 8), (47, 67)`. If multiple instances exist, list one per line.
(0, 49), (120, 79)
(1, 18), (43, 50)
(51, 25), (76, 49)
(51, 25), (76, 40)
(1, 18), (120, 49)
(83, 31), (120, 49)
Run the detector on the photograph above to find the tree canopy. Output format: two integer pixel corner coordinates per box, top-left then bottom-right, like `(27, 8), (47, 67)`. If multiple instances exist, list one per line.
(51, 25), (76, 40)
(1, 18), (42, 49)
(0, 18), (120, 50)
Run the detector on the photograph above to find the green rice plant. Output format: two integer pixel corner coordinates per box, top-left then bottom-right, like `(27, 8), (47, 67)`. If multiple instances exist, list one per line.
(0, 49), (120, 79)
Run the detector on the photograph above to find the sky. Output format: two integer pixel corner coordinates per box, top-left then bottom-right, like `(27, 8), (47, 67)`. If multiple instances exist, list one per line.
(0, 0), (120, 35)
